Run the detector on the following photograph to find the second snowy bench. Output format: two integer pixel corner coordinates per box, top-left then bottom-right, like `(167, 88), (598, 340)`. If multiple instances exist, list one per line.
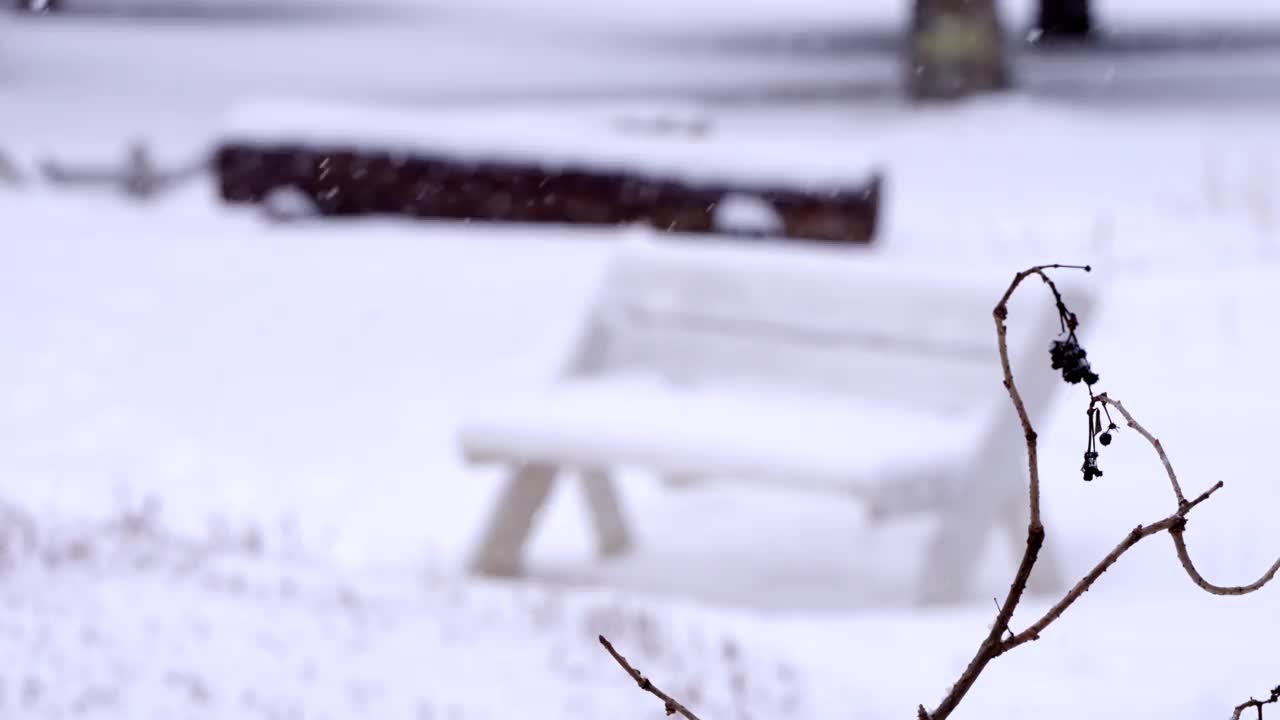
(459, 236), (1094, 603)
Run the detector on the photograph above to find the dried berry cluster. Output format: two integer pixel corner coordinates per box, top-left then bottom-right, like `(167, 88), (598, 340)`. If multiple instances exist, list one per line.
(1049, 337), (1099, 386)
(1046, 315), (1111, 480)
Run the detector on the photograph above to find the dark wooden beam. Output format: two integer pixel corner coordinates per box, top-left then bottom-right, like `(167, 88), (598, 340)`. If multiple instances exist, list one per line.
(214, 142), (882, 244)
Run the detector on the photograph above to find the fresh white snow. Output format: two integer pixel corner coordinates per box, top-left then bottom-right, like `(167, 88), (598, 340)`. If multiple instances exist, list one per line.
(261, 185), (320, 222)
(711, 194), (784, 235)
(457, 373), (985, 494)
(3, 1), (1280, 718)
(223, 100), (881, 187)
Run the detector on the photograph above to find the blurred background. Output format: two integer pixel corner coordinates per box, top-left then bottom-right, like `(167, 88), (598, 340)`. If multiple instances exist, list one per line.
(1, 1), (1278, 718)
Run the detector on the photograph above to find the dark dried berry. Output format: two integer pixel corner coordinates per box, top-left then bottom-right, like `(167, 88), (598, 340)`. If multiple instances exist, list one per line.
(1082, 450), (1103, 481)
(1099, 432), (1112, 446)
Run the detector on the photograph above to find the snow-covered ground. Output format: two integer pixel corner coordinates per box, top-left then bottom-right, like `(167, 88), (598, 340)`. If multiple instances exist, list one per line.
(3, 1), (1280, 718)
(7, 0), (1280, 144)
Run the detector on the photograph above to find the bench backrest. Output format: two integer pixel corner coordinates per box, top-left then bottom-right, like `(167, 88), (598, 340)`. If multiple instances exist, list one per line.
(573, 236), (1096, 419)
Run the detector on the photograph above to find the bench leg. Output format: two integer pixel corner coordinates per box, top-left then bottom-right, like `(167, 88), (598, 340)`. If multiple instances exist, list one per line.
(999, 493), (1064, 596)
(916, 501), (993, 605)
(468, 463), (559, 577)
(580, 469), (632, 557)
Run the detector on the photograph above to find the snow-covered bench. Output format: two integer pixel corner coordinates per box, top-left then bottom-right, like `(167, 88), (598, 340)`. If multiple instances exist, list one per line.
(458, 235), (1095, 604)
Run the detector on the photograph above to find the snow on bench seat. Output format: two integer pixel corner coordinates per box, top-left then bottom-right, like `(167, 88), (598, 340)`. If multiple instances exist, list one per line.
(460, 374), (982, 501)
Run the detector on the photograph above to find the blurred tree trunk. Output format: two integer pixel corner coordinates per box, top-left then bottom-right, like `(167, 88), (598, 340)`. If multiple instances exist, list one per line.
(907, 0), (1009, 100)
(1036, 0), (1093, 40)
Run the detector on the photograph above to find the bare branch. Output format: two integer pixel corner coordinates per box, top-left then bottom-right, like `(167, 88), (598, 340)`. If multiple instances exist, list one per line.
(924, 528), (1043, 720)
(1232, 685), (1280, 720)
(1001, 520), (1167, 652)
(1100, 392), (1279, 596)
(1096, 394), (1186, 505)
(922, 264), (1277, 720)
(599, 635), (702, 720)
(993, 265), (1082, 528)
(923, 265), (1088, 719)
(1169, 529), (1280, 596)
(594, 260), (1278, 720)
(1181, 481), (1225, 513)
(998, 484), (1221, 653)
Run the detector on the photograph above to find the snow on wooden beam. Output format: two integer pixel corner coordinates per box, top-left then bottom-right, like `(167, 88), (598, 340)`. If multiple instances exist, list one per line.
(213, 102), (882, 244)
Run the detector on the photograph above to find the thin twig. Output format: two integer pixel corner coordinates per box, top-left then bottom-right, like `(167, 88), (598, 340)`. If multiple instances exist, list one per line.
(992, 265), (1077, 528)
(1096, 394), (1186, 505)
(599, 635), (702, 720)
(1232, 685), (1280, 720)
(1099, 393), (1279, 595)
(1169, 528), (1280, 596)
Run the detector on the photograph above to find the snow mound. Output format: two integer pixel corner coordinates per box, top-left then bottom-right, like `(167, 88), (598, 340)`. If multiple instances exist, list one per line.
(712, 194), (784, 235)
(261, 185), (319, 222)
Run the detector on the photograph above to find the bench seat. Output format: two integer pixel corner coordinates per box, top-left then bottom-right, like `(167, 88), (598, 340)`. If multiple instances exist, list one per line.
(459, 374), (985, 502)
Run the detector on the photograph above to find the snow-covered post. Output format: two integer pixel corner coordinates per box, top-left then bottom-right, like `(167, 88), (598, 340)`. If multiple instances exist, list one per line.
(1035, 0), (1093, 41)
(907, 0), (1010, 100)
(0, 149), (24, 186)
(0, 499), (36, 572)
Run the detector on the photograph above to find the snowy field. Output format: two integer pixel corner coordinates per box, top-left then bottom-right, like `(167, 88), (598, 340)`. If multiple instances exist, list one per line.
(3, 0), (1280, 718)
